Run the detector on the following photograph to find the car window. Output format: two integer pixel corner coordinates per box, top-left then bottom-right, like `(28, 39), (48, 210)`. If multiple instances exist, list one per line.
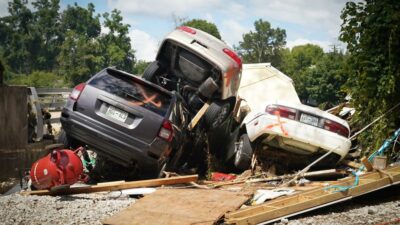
(89, 70), (171, 116)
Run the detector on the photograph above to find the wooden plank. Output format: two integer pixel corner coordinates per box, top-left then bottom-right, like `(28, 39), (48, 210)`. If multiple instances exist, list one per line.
(225, 166), (400, 225)
(361, 156), (373, 171)
(103, 188), (250, 225)
(0, 86), (27, 149)
(21, 175), (198, 196)
(188, 102), (210, 131)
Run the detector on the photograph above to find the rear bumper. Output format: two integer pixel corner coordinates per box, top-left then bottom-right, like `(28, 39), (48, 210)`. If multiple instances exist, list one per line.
(60, 109), (169, 174)
(244, 113), (351, 159)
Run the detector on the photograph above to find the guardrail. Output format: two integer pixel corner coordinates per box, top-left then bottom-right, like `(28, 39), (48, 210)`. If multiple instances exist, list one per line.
(36, 88), (71, 111)
(28, 87), (71, 141)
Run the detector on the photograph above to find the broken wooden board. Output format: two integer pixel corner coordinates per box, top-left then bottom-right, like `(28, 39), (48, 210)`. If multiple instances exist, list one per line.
(21, 175), (198, 196)
(103, 188), (251, 225)
(225, 165), (400, 225)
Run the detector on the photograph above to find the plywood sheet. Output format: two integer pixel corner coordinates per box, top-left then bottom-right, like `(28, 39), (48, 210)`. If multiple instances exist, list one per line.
(103, 188), (250, 225)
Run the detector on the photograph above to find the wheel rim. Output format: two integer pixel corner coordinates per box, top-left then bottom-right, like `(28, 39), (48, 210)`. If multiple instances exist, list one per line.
(235, 137), (244, 165)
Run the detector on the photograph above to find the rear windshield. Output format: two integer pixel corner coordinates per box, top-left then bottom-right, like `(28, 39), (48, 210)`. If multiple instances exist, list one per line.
(89, 70), (172, 116)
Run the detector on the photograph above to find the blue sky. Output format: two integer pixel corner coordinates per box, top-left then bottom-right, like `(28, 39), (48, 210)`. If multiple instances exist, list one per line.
(0, 0), (350, 61)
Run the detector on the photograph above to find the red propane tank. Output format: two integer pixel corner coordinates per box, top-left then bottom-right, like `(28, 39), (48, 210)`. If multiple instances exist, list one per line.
(30, 148), (84, 190)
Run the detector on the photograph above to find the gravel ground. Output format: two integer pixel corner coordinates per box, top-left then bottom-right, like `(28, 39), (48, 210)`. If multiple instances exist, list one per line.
(274, 185), (400, 225)
(0, 185), (399, 225)
(0, 192), (134, 225)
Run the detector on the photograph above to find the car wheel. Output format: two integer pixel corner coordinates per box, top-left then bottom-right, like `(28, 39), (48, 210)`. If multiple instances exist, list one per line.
(142, 61), (161, 83)
(234, 134), (253, 170)
(58, 130), (80, 149)
(204, 101), (232, 130)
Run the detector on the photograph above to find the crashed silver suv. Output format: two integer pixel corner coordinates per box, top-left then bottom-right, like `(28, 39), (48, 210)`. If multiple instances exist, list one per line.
(143, 26), (242, 128)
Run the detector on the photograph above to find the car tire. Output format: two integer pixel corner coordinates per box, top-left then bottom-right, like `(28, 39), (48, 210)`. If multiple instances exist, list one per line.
(58, 130), (80, 149)
(234, 134), (253, 170)
(204, 101), (231, 130)
(142, 61), (161, 83)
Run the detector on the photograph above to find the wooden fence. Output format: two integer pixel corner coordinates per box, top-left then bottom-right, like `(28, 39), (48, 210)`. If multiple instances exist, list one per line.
(0, 86), (28, 149)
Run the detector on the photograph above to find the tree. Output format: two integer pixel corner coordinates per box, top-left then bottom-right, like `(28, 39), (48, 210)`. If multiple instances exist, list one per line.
(1, 0), (35, 74)
(60, 3), (101, 38)
(300, 50), (347, 106)
(99, 9), (135, 72)
(31, 0), (61, 71)
(340, 0), (400, 153)
(235, 19), (286, 67)
(57, 31), (103, 85)
(133, 60), (150, 75)
(182, 19), (221, 39)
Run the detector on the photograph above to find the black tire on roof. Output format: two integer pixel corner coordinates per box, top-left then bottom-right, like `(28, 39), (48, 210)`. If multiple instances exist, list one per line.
(203, 101), (232, 130)
(142, 61), (161, 82)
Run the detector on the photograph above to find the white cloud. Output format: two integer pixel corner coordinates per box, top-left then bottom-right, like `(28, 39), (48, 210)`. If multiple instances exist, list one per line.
(250, 0), (347, 39)
(220, 19), (248, 47)
(107, 0), (221, 18)
(0, 0), (8, 17)
(129, 29), (159, 61)
(203, 13), (214, 22)
(286, 38), (332, 52)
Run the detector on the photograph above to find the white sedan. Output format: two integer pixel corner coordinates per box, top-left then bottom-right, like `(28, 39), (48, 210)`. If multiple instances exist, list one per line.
(234, 63), (351, 169)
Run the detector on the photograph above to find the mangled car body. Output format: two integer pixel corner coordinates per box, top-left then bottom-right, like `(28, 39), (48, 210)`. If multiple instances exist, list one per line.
(142, 26), (243, 172)
(60, 68), (187, 178)
(60, 26), (243, 178)
(237, 63), (351, 169)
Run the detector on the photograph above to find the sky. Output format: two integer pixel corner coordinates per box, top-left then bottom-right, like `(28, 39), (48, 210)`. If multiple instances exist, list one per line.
(0, 0), (350, 61)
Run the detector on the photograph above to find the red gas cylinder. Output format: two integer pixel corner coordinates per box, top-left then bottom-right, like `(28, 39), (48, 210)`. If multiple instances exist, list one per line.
(30, 148), (84, 190)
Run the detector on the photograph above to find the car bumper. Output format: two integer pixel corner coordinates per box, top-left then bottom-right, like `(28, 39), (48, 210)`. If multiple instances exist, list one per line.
(60, 109), (169, 173)
(244, 113), (351, 159)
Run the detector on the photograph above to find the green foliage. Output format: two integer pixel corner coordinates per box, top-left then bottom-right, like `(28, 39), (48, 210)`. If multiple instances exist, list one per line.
(57, 31), (102, 85)
(279, 44), (346, 106)
(99, 9), (135, 72)
(60, 3), (101, 38)
(340, 0), (400, 154)
(0, 0), (136, 87)
(8, 71), (64, 87)
(235, 19), (286, 67)
(182, 19), (221, 39)
(133, 60), (150, 75)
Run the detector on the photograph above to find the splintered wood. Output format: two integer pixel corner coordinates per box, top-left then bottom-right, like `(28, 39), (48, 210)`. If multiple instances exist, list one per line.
(103, 189), (250, 225)
(225, 166), (400, 225)
(21, 175), (198, 196)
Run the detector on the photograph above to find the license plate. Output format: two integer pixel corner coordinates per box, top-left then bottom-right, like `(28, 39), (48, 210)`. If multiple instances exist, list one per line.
(106, 105), (128, 123)
(300, 113), (319, 126)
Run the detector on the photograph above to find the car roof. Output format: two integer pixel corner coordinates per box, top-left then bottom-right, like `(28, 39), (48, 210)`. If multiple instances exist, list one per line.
(239, 63), (301, 112)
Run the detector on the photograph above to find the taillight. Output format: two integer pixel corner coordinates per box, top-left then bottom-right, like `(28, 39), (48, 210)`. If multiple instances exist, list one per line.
(266, 105), (297, 120)
(70, 83), (86, 101)
(223, 48), (242, 70)
(323, 119), (349, 137)
(158, 120), (173, 142)
(178, 26), (196, 34)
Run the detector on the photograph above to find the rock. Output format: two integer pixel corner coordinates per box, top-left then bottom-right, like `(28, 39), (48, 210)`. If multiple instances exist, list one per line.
(367, 208), (377, 215)
(281, 218), (289, 224)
